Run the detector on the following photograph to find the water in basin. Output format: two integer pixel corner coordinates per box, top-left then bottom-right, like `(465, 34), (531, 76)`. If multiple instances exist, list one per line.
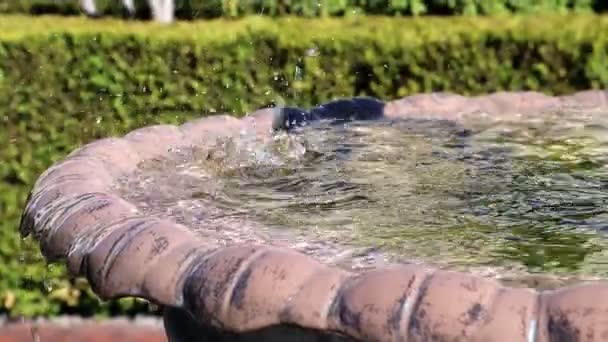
(116, 108), (608, 289)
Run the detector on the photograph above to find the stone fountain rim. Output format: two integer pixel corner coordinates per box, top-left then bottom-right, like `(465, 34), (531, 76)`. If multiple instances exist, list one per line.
(20, 90), (608, 341)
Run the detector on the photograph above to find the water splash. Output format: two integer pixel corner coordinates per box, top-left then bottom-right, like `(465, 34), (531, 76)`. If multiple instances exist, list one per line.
(116, 110), (608, 287)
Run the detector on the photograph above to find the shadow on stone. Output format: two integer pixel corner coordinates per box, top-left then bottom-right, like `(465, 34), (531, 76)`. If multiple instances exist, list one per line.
(163, 306), (355, 342)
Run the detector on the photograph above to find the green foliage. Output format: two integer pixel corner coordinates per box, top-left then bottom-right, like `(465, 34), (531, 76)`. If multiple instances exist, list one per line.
(0, 14), (607, 318)
(0, 0), (606, 18)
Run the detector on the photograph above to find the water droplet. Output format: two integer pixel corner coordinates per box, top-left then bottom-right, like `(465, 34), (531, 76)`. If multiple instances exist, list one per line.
(305, 47), (319, 57)
(294, 65), (303, 81)
(43, 280), (53, 292)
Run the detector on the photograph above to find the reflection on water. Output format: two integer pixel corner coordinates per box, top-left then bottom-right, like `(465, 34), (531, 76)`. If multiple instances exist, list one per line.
(117, 109), (608, 288)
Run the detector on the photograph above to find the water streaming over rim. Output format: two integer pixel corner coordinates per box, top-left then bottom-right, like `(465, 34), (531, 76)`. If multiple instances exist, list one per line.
(115, 108), (608, 289)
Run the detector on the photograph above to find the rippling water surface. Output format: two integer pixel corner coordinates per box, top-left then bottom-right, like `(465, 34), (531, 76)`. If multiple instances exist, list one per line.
(117, 109), (608, 288)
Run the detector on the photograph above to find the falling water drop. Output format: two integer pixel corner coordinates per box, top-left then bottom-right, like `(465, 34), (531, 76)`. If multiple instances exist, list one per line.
(294, 65), (303, 81)
(306, 46), (319, 57)
(43, 279), (53, 293)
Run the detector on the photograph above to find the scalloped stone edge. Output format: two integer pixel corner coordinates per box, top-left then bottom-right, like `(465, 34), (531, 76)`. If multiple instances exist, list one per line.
(20, 90), (608, 342)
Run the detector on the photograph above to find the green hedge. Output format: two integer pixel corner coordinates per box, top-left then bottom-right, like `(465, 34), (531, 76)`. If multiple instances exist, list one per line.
(1, 0), (607, 18)
(1, 14), (608, 318)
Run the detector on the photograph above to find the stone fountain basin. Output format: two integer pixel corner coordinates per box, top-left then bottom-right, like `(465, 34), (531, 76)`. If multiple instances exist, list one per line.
(19, 90), (608, 342)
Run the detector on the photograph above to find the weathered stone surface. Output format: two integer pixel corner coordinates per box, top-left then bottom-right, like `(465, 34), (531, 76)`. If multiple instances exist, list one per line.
(20, 91), (608, 341)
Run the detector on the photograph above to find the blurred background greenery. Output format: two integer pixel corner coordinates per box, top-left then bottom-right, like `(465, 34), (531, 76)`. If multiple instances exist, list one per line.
(1, 0), (607, 18)
(1, 0), (607, 319)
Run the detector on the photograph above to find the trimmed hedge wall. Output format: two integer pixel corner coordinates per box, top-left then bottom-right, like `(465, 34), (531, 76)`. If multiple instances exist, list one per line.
(1, 14), (608, 318)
